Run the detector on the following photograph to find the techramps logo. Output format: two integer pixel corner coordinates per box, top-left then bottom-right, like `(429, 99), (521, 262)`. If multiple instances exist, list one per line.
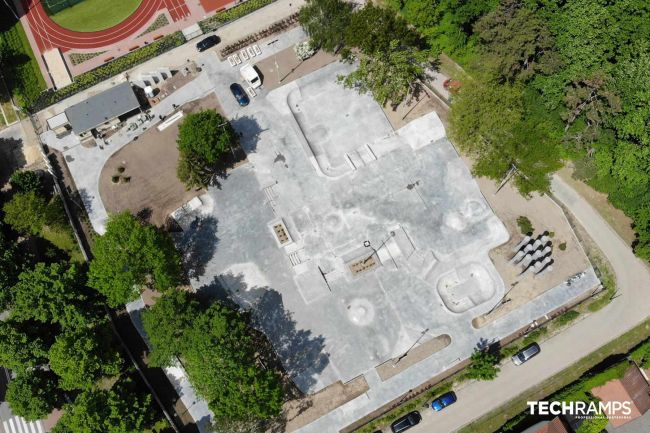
(527, 400), (632, 420)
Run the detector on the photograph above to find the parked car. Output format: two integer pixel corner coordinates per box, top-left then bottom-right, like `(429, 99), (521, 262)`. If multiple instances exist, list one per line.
(240, 64), (262, 88)
(512, 342), (541, 365)
(229, 83), (250, 106)
(431, 391), (457, 411)
(390, 411), (421, 433)
(196, 35), (220, 52)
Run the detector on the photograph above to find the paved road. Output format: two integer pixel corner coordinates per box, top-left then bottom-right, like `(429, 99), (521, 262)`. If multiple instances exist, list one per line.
(410, 174), (650, 433)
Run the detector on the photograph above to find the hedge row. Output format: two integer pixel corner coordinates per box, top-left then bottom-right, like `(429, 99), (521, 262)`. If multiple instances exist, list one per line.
(29, 32), (186, 112)
(198, 0), (276, 33)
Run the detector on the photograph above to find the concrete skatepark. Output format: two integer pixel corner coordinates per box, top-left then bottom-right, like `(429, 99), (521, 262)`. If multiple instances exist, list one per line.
(38, 28), (600, 432)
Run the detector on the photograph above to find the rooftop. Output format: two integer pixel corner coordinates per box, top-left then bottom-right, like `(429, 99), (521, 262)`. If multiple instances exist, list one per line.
(64, 82), (140, 134)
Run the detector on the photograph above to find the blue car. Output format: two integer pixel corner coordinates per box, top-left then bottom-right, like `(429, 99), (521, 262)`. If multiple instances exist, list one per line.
(431, 391), (456, 411)
(229, 83), (250, 107)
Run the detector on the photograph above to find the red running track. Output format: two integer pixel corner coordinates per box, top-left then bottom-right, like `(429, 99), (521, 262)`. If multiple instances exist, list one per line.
(22, 0), (191, 53)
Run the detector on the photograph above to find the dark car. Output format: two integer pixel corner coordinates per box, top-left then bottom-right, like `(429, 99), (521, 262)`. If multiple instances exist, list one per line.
(431, 391), (457, 411)
(390, 411), (421, 433)
(196, 35), (220, 52)
(229, 83), (250, 106)
(512, 342), (541, 365)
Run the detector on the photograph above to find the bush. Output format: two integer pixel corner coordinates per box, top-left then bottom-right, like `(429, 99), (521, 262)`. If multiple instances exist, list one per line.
(29, 32), (186, 112)
(522, 326), (548, 346)
(555, 310), (580, 327)
(516, 216), (534, 235)
(9, 170), (43, 194)
(199, 0), (276, 33)
(559, 242), (567, 250)
(466, 349), (500, 381)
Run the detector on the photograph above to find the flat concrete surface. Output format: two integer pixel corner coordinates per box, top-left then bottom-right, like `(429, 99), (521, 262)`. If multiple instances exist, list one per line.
(177, 61), (511, 394)
(172, 62), (600, 432)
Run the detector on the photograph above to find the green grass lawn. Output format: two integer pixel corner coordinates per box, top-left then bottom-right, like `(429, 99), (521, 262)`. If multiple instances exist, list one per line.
(49, 0), (143, 32)
(0, 18), (46, 109)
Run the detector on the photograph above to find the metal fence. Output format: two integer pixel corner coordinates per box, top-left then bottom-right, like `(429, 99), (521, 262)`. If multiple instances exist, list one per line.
(43, 0), (87, 15)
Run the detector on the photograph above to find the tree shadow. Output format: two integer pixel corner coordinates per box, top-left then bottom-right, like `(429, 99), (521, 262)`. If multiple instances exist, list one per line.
(76, 188), (94, 216)
(197, 274), (329, 394)
(230, 114), (266, 155)
(175, 215), (219, 281)
(0, 136), (26, 187)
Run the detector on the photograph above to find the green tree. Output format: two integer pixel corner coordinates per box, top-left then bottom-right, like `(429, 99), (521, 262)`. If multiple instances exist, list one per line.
(52, 380), (154, 433)
(344, 3), (422, 55)
(3, 191), (49, 235)
(48, 326), (123, 390)
(142, 289), (199, 367)
(449, 76), (561, 193)
(465, 348), (500, 381)
(6, 370), (63, 421)
(11, 263), (98, 328)
(9, 170), (43, 194)
(0, 320), (50, 372)
(298, 0), (353, 52)
(144, 292), (283, 421)
(0, 228), (20, 310)
(340, 40), (429, 107)
(88, 212), (182, 307)
(474, 0), (561, 82)
(176, 110), (237, 189)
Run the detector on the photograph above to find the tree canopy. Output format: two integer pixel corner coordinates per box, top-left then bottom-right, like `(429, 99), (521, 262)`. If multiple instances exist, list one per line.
(9, 170), (43, 194)
(6, 370), (63, 421)
(0, 319), (50, 372)
(299, 0), (431, 106)
(176, 110), (237, 190)
(88, 212), (182, 307)
(52, 380), (155, 433)
(10, 263), (99, 328)
(141, 289), (198, 367)
(298, 0), (352, 52)
(340, 40), (429, 107)
(3, 192), (51, 235)
(0, 228), (20, 310)
(465, 348), (500, 381)
(143, 291), (283, 422)
(48, 326), (123, 390)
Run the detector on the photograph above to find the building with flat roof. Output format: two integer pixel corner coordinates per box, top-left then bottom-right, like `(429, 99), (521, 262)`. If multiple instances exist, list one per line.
(64, 82), (140, 136)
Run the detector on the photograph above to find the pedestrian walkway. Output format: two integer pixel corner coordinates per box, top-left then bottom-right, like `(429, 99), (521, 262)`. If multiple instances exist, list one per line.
(1, 417), (44, 433)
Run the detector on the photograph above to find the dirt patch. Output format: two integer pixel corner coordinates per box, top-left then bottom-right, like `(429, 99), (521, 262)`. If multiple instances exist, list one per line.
(255, 47), (339, 91)
(375, 334), (452, 382)
(557, 165), (636, 246)
(466, 161), (592, 328)
(382, 85), (449, 130)
(276, 376), (369, 433)
(99, 94), (221, 227)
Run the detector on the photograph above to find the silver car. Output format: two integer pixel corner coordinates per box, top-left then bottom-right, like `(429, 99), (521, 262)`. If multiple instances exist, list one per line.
(512, 342), (541, 365)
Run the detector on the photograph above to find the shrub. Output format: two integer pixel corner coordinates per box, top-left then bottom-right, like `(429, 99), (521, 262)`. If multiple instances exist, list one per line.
(466, 348), (500, 381)
(117, 166), (126, 173)
(199, 0), (276, 33)
(522, 326), (548, 346)
(111, 176), (120, 184)
(559, 242), (567, 251)
(516, 216), (534, 235)
(9, 170), (43, 194)
(555, 310), (580, 327)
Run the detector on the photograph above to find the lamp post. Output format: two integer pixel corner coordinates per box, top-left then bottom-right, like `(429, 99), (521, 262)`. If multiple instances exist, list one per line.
(393, 328), (429, 367)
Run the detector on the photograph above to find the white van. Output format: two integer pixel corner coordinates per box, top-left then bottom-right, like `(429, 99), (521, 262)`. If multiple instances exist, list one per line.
(240, 64), (262, 89)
